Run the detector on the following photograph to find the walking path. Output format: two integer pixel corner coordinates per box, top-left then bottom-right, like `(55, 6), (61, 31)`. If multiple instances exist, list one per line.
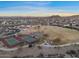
(40, 42), (79, 48)
(0, 42), (79, 51)
(0, 47), (18, 51)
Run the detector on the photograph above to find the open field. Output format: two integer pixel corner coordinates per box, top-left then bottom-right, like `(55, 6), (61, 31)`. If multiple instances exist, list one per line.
(39, 26), (79, 44)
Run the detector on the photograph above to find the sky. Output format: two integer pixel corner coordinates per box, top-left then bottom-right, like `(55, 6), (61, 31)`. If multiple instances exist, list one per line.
(0, 1), (79, 16)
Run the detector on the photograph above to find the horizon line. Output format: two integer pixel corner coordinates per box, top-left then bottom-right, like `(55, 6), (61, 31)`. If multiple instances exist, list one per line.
(0, 14), (79, 17)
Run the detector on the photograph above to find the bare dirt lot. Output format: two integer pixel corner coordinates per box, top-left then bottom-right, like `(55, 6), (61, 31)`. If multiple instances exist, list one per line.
(39, 26), (79, 44)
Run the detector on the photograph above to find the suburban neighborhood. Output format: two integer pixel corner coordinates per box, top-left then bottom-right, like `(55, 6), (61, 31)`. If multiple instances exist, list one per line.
(0, 15), (78, 57)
